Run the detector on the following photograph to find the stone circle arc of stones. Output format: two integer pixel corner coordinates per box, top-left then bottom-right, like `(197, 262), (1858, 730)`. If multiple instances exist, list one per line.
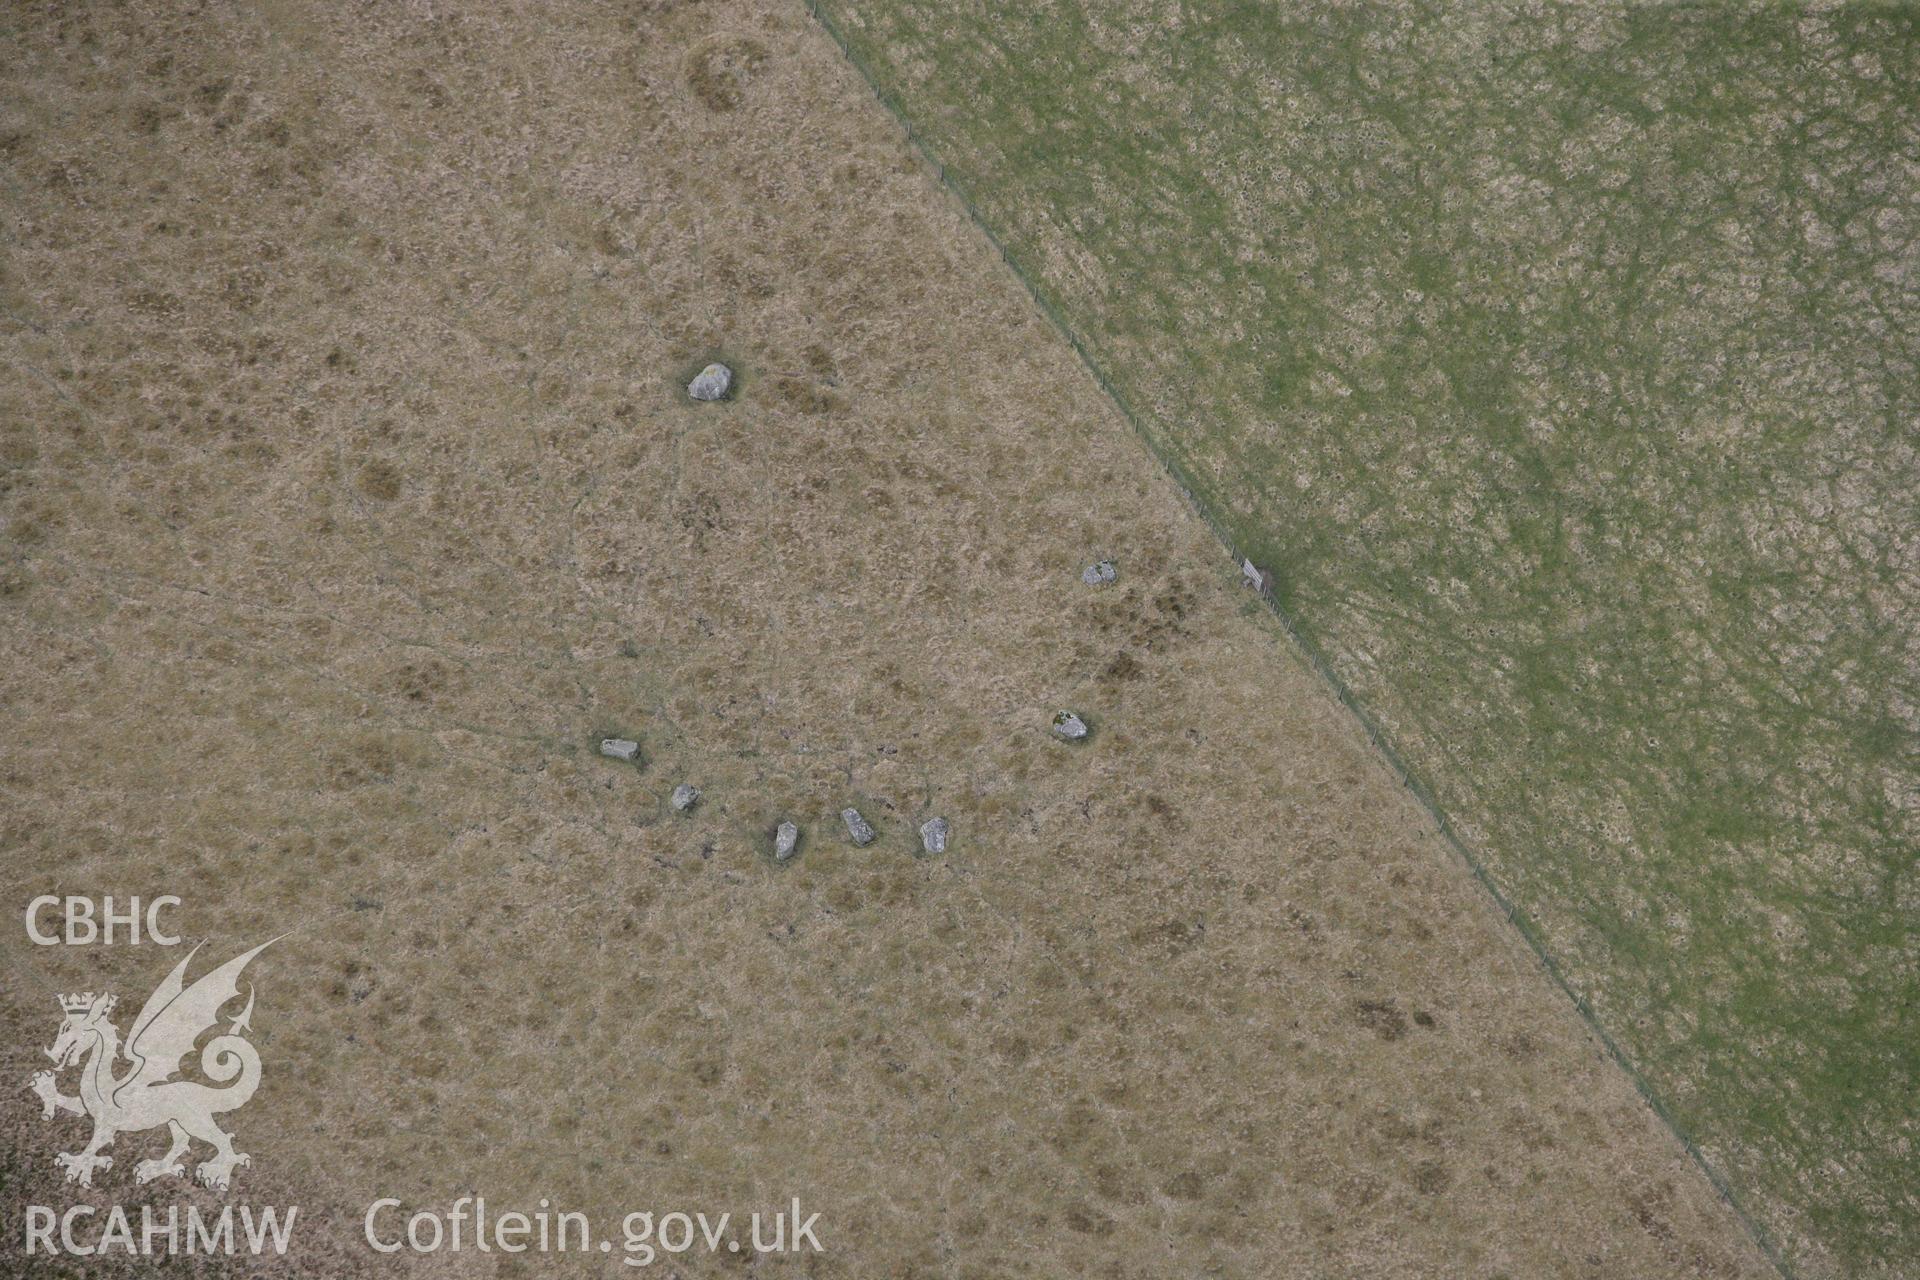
(618, 488), (1123, 864)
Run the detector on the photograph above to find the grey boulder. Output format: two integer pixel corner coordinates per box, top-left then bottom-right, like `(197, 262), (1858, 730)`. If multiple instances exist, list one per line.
(919, 816), (950, 855)
(1050, 711), (1089, 741)
(842, 808), (876, 847)
(687, 362), (733, 402)
(774, 821), (800, 861)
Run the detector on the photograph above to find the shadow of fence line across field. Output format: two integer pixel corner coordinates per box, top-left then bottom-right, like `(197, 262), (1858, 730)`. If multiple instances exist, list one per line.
(799, 3), (1794, 1276)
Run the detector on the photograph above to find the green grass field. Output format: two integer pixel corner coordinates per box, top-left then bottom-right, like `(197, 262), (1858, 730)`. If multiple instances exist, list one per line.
(817, 2), (1919, 1273)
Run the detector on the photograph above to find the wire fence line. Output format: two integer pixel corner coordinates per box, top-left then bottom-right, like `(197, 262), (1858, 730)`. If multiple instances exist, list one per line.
(801, 3), (1793, 1275)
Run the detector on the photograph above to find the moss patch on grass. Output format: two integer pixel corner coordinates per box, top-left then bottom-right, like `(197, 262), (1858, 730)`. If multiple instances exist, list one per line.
(816, 2), (1920, 1273)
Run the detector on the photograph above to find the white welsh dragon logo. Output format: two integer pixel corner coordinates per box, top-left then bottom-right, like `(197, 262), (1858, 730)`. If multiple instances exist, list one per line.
(28, 940), (276, 1190)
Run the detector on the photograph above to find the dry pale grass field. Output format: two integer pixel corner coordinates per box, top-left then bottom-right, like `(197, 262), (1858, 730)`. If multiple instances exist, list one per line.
(3, 1), (1771, 1276)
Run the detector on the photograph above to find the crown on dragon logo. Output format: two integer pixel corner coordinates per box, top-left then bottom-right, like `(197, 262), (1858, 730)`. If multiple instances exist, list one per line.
(58, 992), (99, 1013)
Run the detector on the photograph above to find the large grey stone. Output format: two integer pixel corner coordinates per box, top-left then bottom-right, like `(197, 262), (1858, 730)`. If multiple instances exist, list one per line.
(1051, 711), (1089, 741)
(688, 362), (733, 401)
(1081, 560), (1118, 587)
(670, 783), (700, 812)
(842, 808), (876, 847)
(919, 816), (950, 855)
(774, 821), (800, 861)
(600, 737), (641, 762)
